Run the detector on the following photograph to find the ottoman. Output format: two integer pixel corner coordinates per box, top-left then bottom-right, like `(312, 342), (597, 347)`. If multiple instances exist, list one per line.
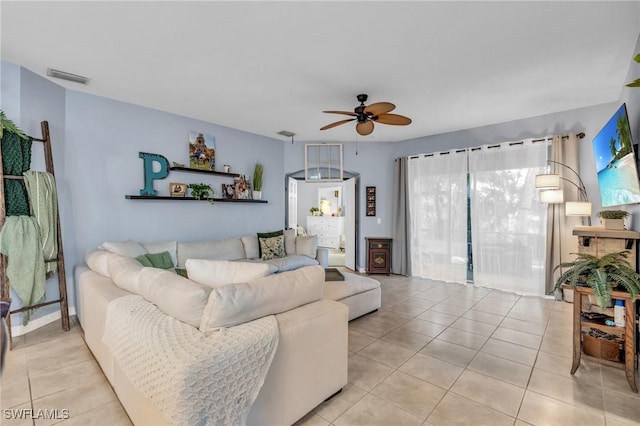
(323, 271), (381, 321)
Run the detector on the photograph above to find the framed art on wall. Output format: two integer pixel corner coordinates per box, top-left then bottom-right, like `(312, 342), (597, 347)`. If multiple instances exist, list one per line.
(366, 186), (376, 216)
(169, 182), (186, 197)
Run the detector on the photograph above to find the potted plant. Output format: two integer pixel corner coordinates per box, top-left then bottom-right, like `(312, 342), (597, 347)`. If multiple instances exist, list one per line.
(597, 210), (629, 230)
(187, 183), (215, 204)
(252, 162), (264, 200)
(309, 207), (322, 216)
(554, 251), (640, 309)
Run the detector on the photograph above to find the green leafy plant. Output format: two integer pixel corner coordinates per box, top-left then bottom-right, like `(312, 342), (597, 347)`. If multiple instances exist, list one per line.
(0, 110), (27, 140)
(187, 183), (215, 204)
(309, 207), (322, 216)
(554, 251), (640, 308)
(626, 54), (640, 87)
(253, 162), (264, 192)
(597, 210), (629, 220)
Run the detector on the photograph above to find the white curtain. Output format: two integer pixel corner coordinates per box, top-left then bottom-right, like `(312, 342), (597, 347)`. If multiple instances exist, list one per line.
(469, 140), (549, 296)
(408, 151), (468, 283)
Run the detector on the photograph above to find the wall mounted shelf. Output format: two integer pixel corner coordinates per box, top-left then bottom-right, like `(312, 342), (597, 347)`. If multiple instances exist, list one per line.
(169, 166), (240, 178)
(125, 195), (267, 203)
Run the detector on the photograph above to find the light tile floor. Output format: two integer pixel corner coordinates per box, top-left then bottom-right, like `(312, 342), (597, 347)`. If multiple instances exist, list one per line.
(2, 274), (639, 425)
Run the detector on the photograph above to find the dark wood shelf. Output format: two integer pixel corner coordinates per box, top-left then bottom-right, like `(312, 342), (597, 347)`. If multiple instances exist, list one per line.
(125, 195), (267, 203)
(169, 166), (240, 178)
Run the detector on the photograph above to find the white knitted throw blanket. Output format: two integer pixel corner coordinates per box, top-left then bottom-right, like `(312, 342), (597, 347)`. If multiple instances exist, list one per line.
(103, 295), (279, 426)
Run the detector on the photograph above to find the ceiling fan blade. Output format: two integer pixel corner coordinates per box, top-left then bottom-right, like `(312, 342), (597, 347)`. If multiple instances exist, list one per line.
(364, 102), (395, 115)
(356, 120), (374, 136)
(323, 110), (358, 117)
(374, 113), (412, 126)
(320, 118), (356, 130)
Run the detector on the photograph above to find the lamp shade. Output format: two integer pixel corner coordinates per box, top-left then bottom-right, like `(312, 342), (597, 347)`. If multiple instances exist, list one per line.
(535, 174), (561, 190)
(540, 189), (564, 203)
(565, 201), (592, 217)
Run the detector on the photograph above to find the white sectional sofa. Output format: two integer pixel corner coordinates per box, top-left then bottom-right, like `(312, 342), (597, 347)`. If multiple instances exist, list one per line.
(74, 233), (381, 425)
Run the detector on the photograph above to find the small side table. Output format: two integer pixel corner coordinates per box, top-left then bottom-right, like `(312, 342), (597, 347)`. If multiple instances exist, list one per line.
(366, 237), (392, 275)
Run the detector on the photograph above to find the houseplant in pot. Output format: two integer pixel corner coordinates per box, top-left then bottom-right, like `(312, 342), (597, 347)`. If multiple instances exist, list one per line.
(554, 250), (640, 309)
(597, 210), (630, 230)
(252, 162), (263, 200)
(187, 183), (215, 204)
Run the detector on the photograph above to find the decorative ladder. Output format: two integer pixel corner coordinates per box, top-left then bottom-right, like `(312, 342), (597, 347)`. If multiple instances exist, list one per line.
(0, 121), (70, 348)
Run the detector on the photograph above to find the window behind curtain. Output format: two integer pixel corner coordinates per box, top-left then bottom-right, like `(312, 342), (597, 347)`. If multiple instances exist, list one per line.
(469, 141), (548, 296)
(408, 151), (468, 283)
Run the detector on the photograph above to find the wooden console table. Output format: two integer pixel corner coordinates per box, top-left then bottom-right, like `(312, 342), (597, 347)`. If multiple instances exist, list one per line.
(571, 286), (637, 392)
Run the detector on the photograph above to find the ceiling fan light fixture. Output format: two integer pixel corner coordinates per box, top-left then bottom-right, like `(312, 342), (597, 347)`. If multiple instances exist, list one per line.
(46, 68), (89, 85)
(320, 94), (411, 135)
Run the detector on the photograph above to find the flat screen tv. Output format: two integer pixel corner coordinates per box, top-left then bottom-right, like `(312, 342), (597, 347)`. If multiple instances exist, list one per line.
(592, 103), (640, 207)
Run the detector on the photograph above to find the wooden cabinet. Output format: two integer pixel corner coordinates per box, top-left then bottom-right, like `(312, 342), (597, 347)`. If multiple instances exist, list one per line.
(307, 216), (344, 249)
(570, 226), (639, 392)
(366, 237), (392, 275)
(572, 287), (637, 392)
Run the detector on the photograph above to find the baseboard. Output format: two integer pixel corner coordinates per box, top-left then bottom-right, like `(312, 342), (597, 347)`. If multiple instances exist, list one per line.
(10, 307), (76, 337)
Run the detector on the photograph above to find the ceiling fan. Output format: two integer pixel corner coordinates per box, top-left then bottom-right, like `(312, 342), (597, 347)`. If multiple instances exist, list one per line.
(320, 94), (412, 136)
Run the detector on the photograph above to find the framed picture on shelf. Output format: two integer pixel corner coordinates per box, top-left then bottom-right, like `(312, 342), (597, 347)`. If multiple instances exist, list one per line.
(235, 175), (251, 199)
(188, 131), (215, 171)
(222, 183), (235, 199)
(169, 182), (186, 197)
(366, 186), (376, 216)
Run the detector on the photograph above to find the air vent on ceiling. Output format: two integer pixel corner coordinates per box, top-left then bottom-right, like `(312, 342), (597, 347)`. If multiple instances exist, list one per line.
(46, 68), (89, 85)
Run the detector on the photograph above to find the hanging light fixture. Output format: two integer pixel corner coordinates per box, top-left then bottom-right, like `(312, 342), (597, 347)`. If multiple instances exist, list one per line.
(540, 189), (564, 204)
(535, 174), (561, 190)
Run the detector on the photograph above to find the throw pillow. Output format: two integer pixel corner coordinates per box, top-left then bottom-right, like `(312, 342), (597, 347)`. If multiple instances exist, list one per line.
(284, 228), (296, 255)
(185, 259), (272, 288)
(141, 241), (178, 268)
(241, 235), (260, 259)
(135, 251), (175, 269)
(102, 239), (147, 258)
(295, 235), (318, 258)
(259, 235), (285, 260)
(256, 230), (283, 257)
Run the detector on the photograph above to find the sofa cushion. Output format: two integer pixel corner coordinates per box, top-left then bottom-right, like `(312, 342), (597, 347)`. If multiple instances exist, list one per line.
(185, 259), (272, 288)
(102, 239), (147, 258)
(260, 235), (286, 260)
(241, 235), (260, 259)
(141, 241), (177, 268)
(177, 238), (245, 267)
(284, 228), (296, 255)
(199, 265), (324, 331)
(263, 254), (319, 272)
(107, 253), (144, 294)
(137, 267), (210, 327)
(323, 272), (380, 301)
(296, 235), (318, 258)
(86, 249), (112, 277)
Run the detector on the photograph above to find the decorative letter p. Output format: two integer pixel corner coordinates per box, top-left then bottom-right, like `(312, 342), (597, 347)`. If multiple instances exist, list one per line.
(139, 152), (169, 196)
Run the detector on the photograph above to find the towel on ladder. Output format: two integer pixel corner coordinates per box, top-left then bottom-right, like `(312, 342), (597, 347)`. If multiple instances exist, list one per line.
(23, 171), (58, 274)
(1, 131), (32, 216)
(0, 216), (46, 324)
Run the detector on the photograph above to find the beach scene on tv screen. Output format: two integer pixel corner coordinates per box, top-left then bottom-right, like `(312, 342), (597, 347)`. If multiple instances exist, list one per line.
(592, 105), (640, 207)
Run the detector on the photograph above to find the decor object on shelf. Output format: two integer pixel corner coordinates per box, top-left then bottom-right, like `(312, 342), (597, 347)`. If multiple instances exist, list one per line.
(172, 161), (185, 168)
(535, 159), (592, 225)
(139, 152), (170, 196)
(235, 175), (251, 200)
(187, 183), (214, 204)
(597, 210), (630, 229)
(309, 207), (322, 216)
(320, 94), (412, 136)
(366, 186), (376, 216)
(253, 162), (263, 200)
(221, 183), (235, 199)
(223, 164), (230, 173)
(188, 131), (215, 171)
(554, 251), (640, 309)
(169, 182), (186, 197)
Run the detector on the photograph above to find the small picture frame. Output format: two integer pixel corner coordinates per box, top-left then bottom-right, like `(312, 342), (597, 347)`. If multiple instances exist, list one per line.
(170, 182), (186, 197)
(235, 175), (251, 200)
(222, 183), (235, 199)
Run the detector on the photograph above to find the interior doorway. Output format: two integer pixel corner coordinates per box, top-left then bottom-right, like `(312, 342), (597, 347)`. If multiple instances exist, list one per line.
(285, 170), (359, 271)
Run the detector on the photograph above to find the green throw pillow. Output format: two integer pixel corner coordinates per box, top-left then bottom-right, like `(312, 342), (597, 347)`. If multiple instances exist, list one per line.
(135, 251), (175, 269)
(175, 268), (188, 278)
(257, 230), (284, 257)
(259, 235), (286, 260)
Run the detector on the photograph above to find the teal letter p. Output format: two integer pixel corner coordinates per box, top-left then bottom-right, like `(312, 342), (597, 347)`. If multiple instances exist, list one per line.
(139, 152), (169, 196)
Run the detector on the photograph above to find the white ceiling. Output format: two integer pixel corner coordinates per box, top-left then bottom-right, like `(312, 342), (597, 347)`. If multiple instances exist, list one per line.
(2, 1), (639, 142)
